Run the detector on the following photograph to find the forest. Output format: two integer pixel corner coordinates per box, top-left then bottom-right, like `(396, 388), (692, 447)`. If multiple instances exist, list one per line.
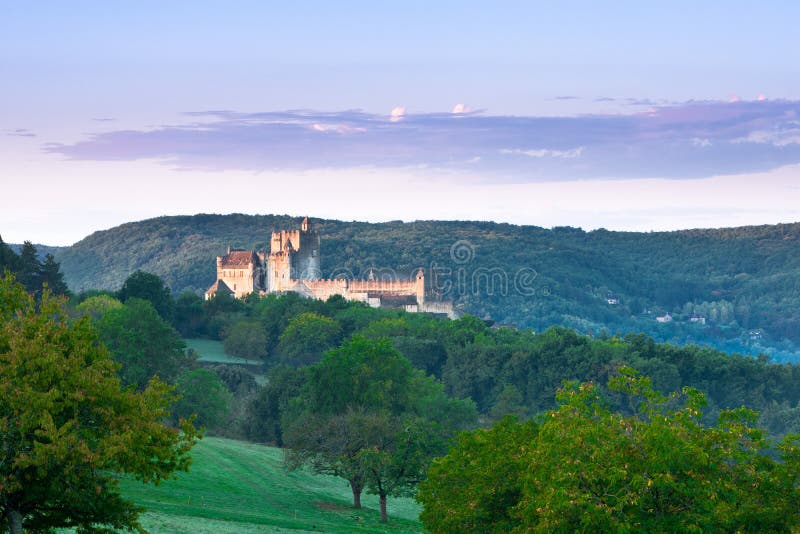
(44, 214), (800, 362)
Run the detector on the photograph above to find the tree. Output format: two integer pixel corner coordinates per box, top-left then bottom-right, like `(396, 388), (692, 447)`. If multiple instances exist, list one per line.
(38, 253), (69, 296)
(96, 298), (192, 389)
(418, 368), (800, 533)
(224, 320), (268, 359)
(244, 365), (305, 446)
(275, 312), (342, 366)
(0, 235), (19, 274)
(15, 241), (41, 294)
(117, 270), (175, 322)
(171, 368), (233, 432)
(0, 274), (198, 533)
(75, 294), (124, 320)
(284, 336), (476, 522)
(418, 417), (536, 533)
(174, 290), (206, 337)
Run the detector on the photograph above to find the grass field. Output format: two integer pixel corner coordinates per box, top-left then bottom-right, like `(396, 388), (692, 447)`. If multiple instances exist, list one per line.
(121, 437), (424, 533)
(184, 338), (257, 365)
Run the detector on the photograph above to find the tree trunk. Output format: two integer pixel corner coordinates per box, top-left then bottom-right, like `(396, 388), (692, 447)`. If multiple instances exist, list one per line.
(379, 493), (388, 523)
(7, 508), (23, 534)
(350, 480), (362, 509)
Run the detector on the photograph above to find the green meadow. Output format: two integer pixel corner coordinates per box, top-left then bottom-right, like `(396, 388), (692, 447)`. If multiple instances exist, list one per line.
(185, 338), (256, 365)
(121, 437), (423, 533)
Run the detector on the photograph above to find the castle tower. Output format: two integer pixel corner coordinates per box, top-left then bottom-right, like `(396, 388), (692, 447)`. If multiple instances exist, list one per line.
(291, 216), (321, 280)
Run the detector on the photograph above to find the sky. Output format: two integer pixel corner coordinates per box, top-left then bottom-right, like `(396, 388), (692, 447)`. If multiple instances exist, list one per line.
(2, 1), (800, 245)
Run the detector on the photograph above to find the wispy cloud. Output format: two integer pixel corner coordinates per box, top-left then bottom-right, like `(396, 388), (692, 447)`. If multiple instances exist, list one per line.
(44, 100), (800, 182)
(500, 147), (584, 158)
(6, 128), (36, 137)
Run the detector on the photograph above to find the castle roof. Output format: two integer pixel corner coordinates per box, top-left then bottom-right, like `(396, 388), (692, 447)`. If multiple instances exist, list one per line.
(205, 279), (234, 297)
(221, 249), (258, 267)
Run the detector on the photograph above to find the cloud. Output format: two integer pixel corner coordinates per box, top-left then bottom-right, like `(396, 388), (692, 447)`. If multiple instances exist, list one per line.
(733, 127), (800, 147)
(554, 95), (580, 100)
(692, 138), (712, 148)
(390, 106), (406, 122)
(500, 147), (584, 159)
(44, 99), (800, 182)
(6, 128), (36, 137)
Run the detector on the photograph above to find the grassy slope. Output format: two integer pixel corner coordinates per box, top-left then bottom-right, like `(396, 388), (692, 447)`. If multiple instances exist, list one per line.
(122, 437), (423, 533)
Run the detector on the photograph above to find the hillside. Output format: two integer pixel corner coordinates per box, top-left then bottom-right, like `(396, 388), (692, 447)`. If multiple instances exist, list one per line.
(121, 436), (422, 533)
(54, 214), (800, 360)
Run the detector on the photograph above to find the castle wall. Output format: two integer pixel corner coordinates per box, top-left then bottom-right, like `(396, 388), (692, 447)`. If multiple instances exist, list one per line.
(207, 219), (453, 317)
(217, 263), (258, 298)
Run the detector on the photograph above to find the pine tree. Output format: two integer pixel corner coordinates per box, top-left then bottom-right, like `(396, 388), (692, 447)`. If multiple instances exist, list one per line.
(39, 253), (69, 296)
(0, 235), (20, 274)
(16, 241), (41, 294)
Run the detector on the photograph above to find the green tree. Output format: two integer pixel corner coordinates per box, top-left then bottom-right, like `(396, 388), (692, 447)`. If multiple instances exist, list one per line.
(0, 235), (19, 275)
(0, 274), (198, 533)
(172, 368), (233, 433)
(117, 270), (175, 321)
(96, 298), (192, 389)
(173, 290), (206, 337)
(38, 253), (70, 296)
(224, 320), (268, 359)
(418, 417), (536, 533)
(418, 368), (800, 533)
(244, 365), (305, 446)
(285, 336), (476, 522)
(76, 294), (124, 320)
(16, 241), (41, 294)
(276, 312), (342, 366)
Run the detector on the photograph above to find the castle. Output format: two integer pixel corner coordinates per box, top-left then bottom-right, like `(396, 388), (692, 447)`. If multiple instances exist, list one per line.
(205, 217), (455, 316)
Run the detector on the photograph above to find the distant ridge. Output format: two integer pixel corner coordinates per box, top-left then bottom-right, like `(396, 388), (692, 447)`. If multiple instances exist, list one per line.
(53, 214), (800, 361)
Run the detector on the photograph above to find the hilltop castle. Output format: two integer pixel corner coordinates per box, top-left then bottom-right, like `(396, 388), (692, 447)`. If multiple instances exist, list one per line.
(205, 217), (454, 316)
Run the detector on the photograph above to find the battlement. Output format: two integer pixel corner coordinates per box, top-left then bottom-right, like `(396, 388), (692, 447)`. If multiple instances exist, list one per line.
(205, 217), (452, 316)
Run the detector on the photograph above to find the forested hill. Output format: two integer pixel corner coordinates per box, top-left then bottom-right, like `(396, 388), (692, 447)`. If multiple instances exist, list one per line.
(53, 214), (800, 360)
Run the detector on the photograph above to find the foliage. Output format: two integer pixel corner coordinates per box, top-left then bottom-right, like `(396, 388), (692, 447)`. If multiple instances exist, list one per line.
(171, 368), (233, 432)
(0, 239), (69, 298)
(417, 417), (536, 533)
(243, 365), (305, 446)
(224, 320), (268, 359)
(173, 290), (206, 337)
(47, 214), (800, 360)
(0, 274), (198, 533)
(211, 364), (257, 396)
(418, 368), (800, 533)
(284, 336), (477, 522)
(117, 269), (175, 321)
(76, 293), (124, 319)
(275, 312), (342, 366)
(95, 297), (193, 389)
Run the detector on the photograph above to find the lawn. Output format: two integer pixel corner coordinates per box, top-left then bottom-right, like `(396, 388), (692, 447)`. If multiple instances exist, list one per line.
(184, 338), (256, 365)
(122, 437), (424, 533)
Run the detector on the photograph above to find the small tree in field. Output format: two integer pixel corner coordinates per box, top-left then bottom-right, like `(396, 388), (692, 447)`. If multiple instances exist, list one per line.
(0, 274), (199, 533)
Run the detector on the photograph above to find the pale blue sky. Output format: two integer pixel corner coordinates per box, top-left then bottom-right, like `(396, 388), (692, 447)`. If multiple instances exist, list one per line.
(2, 2), (800, 244)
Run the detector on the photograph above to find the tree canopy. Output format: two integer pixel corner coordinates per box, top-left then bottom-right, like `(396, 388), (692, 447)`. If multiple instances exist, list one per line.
(418, 368), (800, 533)
(0, 274), (198, 533)
(284, 336), (476, 522)
(95, 297), (192, 390)
(116, 269), (175, 321)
